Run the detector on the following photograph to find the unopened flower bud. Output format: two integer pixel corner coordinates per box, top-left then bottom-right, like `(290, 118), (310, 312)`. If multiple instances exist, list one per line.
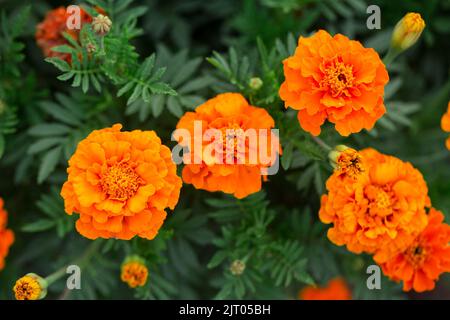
(391, 12), (425, 51)
(92, 14), (112, 36)
(249, 77), (263, 90)
(86, 42), (96, 53)
(230, 260), (245, 276)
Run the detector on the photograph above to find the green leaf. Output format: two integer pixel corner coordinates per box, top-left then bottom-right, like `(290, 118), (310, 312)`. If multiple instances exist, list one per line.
(208, 250), (228, 268)
(45, 57), (70, 72)
(22, 219), (56, 232)
(37, 146), (61, 183)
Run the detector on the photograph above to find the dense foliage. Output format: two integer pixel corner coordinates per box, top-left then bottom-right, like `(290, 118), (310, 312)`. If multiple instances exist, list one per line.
(0, 0), (449, 300)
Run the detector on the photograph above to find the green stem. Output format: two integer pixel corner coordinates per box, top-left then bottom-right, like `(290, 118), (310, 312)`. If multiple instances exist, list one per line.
(382, 47), (401, 66)
(44, 240), (101, 286)
(45, 267), (67, 286)
(311, 136), (332, 151)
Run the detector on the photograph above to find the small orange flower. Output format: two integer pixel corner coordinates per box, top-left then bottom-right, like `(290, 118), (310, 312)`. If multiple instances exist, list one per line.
(13, 273), (47, 300)
(299, 278), (351, 300)
(61, 124), (182, 240)
(279, 30), (389, 136)
(35, 7), (96, 62)
(121, 256), (148, 288)
(319, 148), (429, 263)
(441, 102), (450, 150)
(381, 208), (450, 292)
(0, 198), (14, 271)
(176, 93), (281, 199)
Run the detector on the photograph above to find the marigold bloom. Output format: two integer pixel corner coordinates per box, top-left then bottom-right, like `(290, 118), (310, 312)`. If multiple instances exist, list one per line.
(441, 102), (450, 150)
(381, 208), (450, 292)
(329, 145), (364, 179)
(176, 93), (280, 199)
(61, 124), (182, 240)
(35, 7), (95, 62)
(279, 30), (389, 136)
(319, 148), (430, 263)
(299, 278), (351, 300)
(0, 198), (14, 271)
(391, 13), (425, 51)
(121, 257), (148, 288)
(13, 273), (47, 300)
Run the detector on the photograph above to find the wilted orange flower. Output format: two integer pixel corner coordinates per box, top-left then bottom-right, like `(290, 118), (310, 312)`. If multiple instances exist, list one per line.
(121, 257), (148, 288)
(319, 148), (430, 263)
(441, 102), (450, 150)
(299, 278), (351, 300)
(0, 198), (14, 271)
(381, 208), (450, 292)
(329, 145), (364, 179)
(35, 7), (96, 62)
(279, 30), (389, 136)
(176, 93), (280, 199)
(61, 124), (182, 240)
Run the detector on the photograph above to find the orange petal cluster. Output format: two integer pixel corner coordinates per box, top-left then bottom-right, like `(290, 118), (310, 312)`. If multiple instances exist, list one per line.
(299, 277), (351, 300)
(176, 93), (280, 199)
(61, 124), (182, 240)
(35, 7), (95, 62)
(319, 148), (429, 263)
(441, 102), (450, 150)
(381, 208), (450, 292)
(279, 30), (389, 136)
(121, 260), (149, 288)
(0, 198), (14, 270)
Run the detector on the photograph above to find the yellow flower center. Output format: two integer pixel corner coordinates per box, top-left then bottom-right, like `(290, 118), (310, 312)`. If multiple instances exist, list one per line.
(365, 185), (393, 217)
(13, 276), (42, 300)
(405, 241), (427, 268)
(376, 190), (391, 209)
(321, 60), (355, 96)
(101, 162), (143, 201)
(220, 123), (246, 160)
(121, 262), (148, 288)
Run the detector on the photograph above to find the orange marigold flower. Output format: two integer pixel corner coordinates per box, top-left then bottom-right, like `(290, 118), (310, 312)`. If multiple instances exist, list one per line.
(441, 102), (450, 150)
(13, 273), (47, 300)
(35, 7), (96, 62)
(0, 198), (14, 271)
(299, 277), (351, 300)
(176, 93), (281, 199)
(319, 148), (430, 263)
(121, 256), (148, 288)
(61, 124), (182, 240)
(381, 208), (450, 292)
(279, 30), (389, 136)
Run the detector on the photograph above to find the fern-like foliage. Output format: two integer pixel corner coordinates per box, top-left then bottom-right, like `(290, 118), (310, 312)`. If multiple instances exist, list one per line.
(206, 192), (313, 299)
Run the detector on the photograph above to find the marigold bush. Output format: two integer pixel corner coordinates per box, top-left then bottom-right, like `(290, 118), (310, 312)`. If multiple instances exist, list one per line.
(0, 0), (449, 301)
